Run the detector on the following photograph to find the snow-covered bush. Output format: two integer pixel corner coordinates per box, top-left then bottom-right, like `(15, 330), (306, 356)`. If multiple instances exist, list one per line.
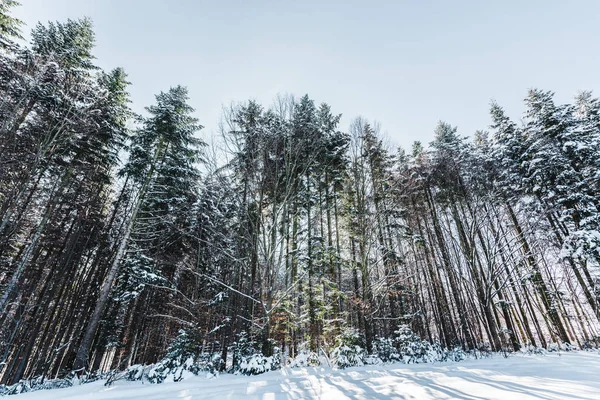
(166, 328), (204, 363)
(547, 342), (560, 352)
(394, 324), (430, 363)
(546, 342), (575, 352)
(523, 344), (546, 355)
(331, 328), (365, 369)
(331, 344), (364, 369)
(426, 341), (447, 362)
(198, 352), (225, 375)
(230, 332), (280, 375)
(163, 328), (223, 377)
(477, 341), (492, 353)
(444, 346), (467, 362)
(0, 376), (74, 396)
(231, 331), (257, 372)
(465, 348), (492, 359)
(105, 362), (172, 384)
(582, 338), (600, 350)
(161, 327), (222, 379)
(104, 328), (224, 386)
(363, 354), (383, 365)
(269, 345), (282, 370)
(142, 362), (170, 384)
(237, 353), (279, 375)
(373, 337), (400, 363)
(289, 349), (321, 368)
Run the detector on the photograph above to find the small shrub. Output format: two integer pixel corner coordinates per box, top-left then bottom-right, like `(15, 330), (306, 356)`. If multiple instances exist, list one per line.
(331, 328), (365, 369)
(289, 349), (321, 368)
(394, 325), (430, 363)
(373, 337), (400, 363)
(237, 353), (280, 375)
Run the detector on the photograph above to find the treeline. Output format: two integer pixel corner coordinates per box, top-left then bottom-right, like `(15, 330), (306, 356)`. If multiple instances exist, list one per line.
(1, 4), (599, 385)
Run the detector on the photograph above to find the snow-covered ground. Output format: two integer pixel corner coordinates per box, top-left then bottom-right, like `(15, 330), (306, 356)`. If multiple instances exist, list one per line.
(12, 352), (600, 399)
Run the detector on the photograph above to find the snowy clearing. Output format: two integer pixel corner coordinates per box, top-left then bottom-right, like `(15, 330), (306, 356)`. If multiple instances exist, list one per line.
(11, 352), (600, 399)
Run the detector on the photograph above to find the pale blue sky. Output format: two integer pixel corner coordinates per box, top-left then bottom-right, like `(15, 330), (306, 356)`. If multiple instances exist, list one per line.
(13, 0), (600, 149)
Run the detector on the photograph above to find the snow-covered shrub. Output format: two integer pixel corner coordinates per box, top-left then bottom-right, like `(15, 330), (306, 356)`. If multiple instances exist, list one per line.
(561, 342), (575, 352)
(476, 341), (492, 353)
(546, 342), (575, 352)
(161, 327), (223, 379)
(373, 337), (400, 363)
(331, 344), (364, 369)
(197, 352), (225, 375)
(122, 364), (148, 382)
(166, 328), (204, 362)
(237, 353), (279, 375)
(289, 349), (321, 368)
(331, 328), (365, 369)
(523, 344), (546, 355)
(230, 332), (281, 375)
(466, 348), (492, 359)
(106, 362), (172, 384)
(106, 359), (190, 385)
(287, 341), (322, 367)
(445, 346), (467, 362)
(582, 338), (600, 350)
(363, 354), (383, 365)
(163, 327), (222, 377)
(143, 362), (170, 383)
(104, 328), (224, 386)
(426, 341), (447, 362)
(547, 342), (560, 352)
(0, 376), (74, 396)
(231, 331), (257, 372)
(104, 362), (168, 385)
(394, 324), (430, 363)
(268, 345), (282, 370)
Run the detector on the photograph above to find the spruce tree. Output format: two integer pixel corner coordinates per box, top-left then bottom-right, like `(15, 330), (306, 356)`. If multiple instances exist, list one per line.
(0, 0), (22, 48)
(74, 86), (203, 370)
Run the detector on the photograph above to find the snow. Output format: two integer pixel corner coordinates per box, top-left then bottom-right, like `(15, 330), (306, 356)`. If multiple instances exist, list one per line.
(12, 352), (600, 400)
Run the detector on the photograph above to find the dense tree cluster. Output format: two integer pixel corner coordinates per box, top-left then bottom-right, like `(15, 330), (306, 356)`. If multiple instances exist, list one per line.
(1, 4), (599, 385)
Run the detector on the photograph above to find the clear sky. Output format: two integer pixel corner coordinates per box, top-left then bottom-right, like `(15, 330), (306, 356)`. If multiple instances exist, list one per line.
(12, 0), (600, 149)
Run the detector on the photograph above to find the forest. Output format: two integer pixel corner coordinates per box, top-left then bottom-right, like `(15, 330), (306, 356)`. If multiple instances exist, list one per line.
(1, 2), (600, 387)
